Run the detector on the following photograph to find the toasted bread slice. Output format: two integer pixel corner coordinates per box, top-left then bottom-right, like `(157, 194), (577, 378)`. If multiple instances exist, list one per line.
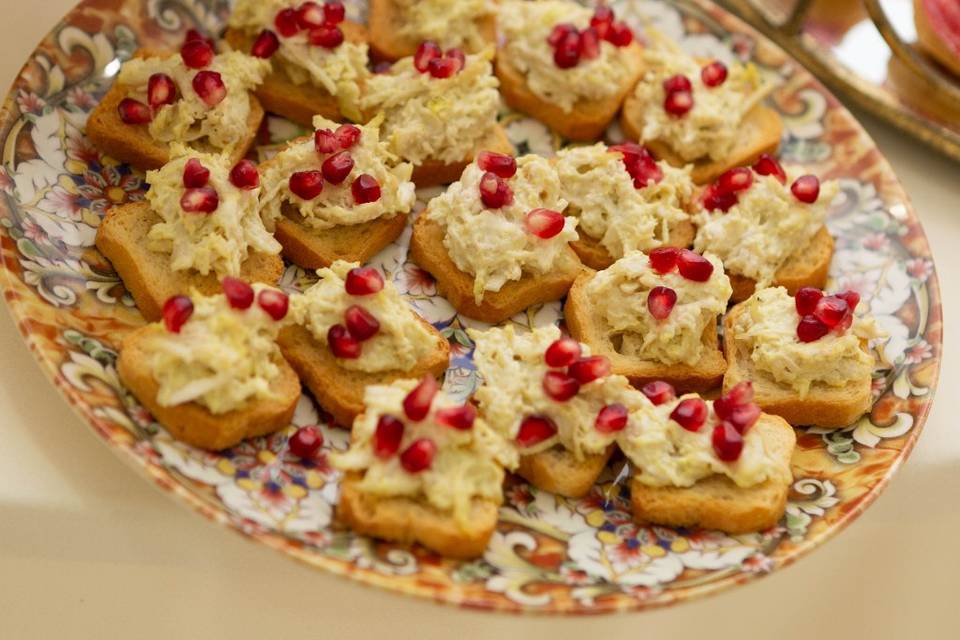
(495, 44), (644, 141)
(117, 326), (300, 450)
(914, 0), (960, 78)
(277, 322), (450, 427)
(409, 214), (582, 323)
(95, 202), (284, 321)
(564, 270), (725, 393)
(516, 445), (615, 498)
(338, 471), (498, 558)
(722, 302), (872, 428)
(223, 22), (369, 127)
(367, 0), (497, 61)
(570, 219), (696, 271)
(409, 124), (514, 188)
(727, 225), (833, 303)
(621, 102), (782, 185)
(630, 414), (795, 533)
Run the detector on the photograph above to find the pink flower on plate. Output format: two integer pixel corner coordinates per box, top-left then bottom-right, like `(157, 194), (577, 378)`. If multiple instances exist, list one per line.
(449, 339), (471, 358)
(38, 185), (83, 219)
(906, 257), (934, 282)
(76, 166), (143, 212)
(742, 553), (773, 574)
(16, 90), (45, 116)
(67, 129), (101, 166)
(66, 87), (96, 110)
(903, 339), (933, 364)
(505, 483), (534, 509)
(558, 565), (593, 586)
(21, 218), (46, 243)
(862, 232), (890, 251)
(400, 262), (436, 296)
(0, 167), (13, 194)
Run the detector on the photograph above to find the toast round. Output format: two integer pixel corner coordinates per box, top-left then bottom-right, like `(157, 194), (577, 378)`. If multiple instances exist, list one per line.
(516, 445), (615, 498)
(366, 0), (497, 62)
(409, 123), (514, 188)
(726, 225), (834, 303)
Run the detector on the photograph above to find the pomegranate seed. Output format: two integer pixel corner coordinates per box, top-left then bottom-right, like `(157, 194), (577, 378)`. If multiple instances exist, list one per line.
(662, 74), (692, 93)
(324, 1), (346, 24)
(553, 31), (581, 69)
(289, 170), (324, 200)
(752, 153), (787, 184)
(222, 276), (254, 309)
(373, 415), (404, 459)
(568, 356), (611, 384)
(548, 23), (578, 47)
(630, 156), (663, 188)
(344, 304), (379, 340)
(813, 295), (848, 328)
(701, 60), (728, 87)
(321, 150), (354, 184)
(591, 6), (615, 37)
(702, 183), (738, 212)
(647, 286), (677, 320)
(664, 90), (693, 117)
(414, 41), (442, 73)
(525, 208), (565, 239)
(795, 287), (823, 315)
(676, 249), (714, 282)
(435, 405), (477, 430)
(641, 380), (676, 405)
(610, 141), (648, 163)
(309, 25), (344, 48)
(147, 73), (177, 108)
(713, 381), (754, 419)
(516, 415), (557, 448)
(717, 167), (753, 193)
(289, 425), (323, 458)
(542, 370), (580, 402)
(181, 39), (214, 69)
(344, 267), (384, 295)
(428, 56), (458, 78)
(605, 21), (633, 46)
(791, 174), (820, 203)
(580, 27), (601, 59)
(351, 174), (381, 204)
(185, 29), (214, 48)
(544, 336), (581, 368)
(180, 187), (219, 213)
(251, 29), (280, 58)
(117, 98), (152, 124)
(648, 247), (680, 273)
(315, 128), (338, 153)
(162, 295), (193, 333)
(595, 403), (628, 433)
(182, 158), (210, 188)
(837, 290), (860, 312)
(670, 397), (708, 432)
(327, 324), (361, 358)
(229, 159), (260, 189)
(296, 1), (326, 29)
(400, 438), (436, 473)
(335, 123), (361, 148)
(192, 70), (226, 107)
(476, 151), (517, 178)
(403, 376), (439, 421)
(275, 8), (301, 37)
(479, 171), (513, 209)
(797, 314), (829, 342)
(712, 421), (743, 461)
(446, 48), (466, 72)
(257, 288), (289, 320)
(727, 403), (761, 434)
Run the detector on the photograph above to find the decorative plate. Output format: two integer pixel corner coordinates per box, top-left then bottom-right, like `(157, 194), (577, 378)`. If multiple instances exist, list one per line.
(0, 0), (941, 614)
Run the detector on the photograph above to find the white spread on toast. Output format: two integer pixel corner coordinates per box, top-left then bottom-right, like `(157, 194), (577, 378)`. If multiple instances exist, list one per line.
(331, 379), (517, 528)
(584, 252), (732, 366)
(498, 0), (641, 113)
(361, 50), (500, 165)
(694, 174), (838, 287)
(289, 261), (438, 373)
(555, 143), (693, 258)
(118, 51), (269, 157)
(146, 145), (281, 277)
(393, 0), (496, 52)
(425, 154), (577, 303)
(729, 287), (881, 397)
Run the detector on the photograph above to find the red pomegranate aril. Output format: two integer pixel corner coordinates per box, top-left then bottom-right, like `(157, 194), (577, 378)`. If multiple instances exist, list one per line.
(414, 40), (442, 73)
(702, 183), (738, 212)
(296, 1), (326, 29)
(605, 21), (633, 46)
(713, 381), (754, 419)
(324, 1), (346, 24)
(335, 123), (361, 148)
(309, 24), (344, 48)
(477, 151), (517, 178)
(544, 336), (581, 367)
(344, 266), (384, 295)
(795, 287), (823, 316)
(400, 438), (436, 473)
(717, 167), (753, 194)
(662, 74), (692, 94)
(251, 29), (280, 58)
(553, 32), (582, 69)
(185, 29), (213, 47)
(230, 159), (260, 189)
(728, 403), (761, 434)
(712, 422), (744, 461)
(446, 48), (466, 72)
(352, 174), (381, 204)
(752, 153), (787, 184)
(328, 324), (361, 358)
(547, 23), (578, 47)
(591, 5), (615, 34)
(163, 295), (193, 333)
(648, 246), (680, 274)
(435, 405), (477, 430)
(428, 56), (458, 78)
(182, 158), (209, 188)
(181, 39), (214, 69)
(192, 70), (226, 107)
(580, 27), (601, 59)
(791, 174), (820, 203)
(479, 171), (513, 209)
(837, 290), (860, 312)
(315, 128), (338, 153)
(568, 356), (611, 384)
(542, 370), (581, 402)
(670, 397), (708, 432)
(222, 276), (254, 309)
(664, 89), (693, 117)
(647, 286), (677, 320)
(403, 376), (439, 421)
(631, 157), (663, 188)
(595, 403), (629, 434)
(289, 425), (323, 459)
(641, 380), (676, 406)
(275, 8), (301, 37)
(516, 415), (558, 448)
(677, 249), (714, 282)
(701, 60), (728, 87)
(813, 295), (848, 328)
(118, 98), (152, 124)
(797, 314), (829, 342)
(373, 415), (404, 459)
(344, 304), (379, 341)
(289, 170), (324, 200)
(147, 73), (177, 108)
(258, 288), (289, 320)
(180, 187), (219, 213)
(525, 208), (566, 239)
(321, 150), (354, 184)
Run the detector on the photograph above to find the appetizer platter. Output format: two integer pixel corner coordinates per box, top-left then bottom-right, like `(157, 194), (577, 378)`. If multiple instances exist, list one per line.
(0, 0), (942, 614)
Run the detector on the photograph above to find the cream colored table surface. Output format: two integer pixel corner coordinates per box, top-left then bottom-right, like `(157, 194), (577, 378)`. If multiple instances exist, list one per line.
(1, 2), (957, 638)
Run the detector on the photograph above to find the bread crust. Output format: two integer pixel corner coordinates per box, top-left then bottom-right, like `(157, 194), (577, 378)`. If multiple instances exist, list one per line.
(516, 445), (615, 498)
(366, 0), (497, 62)
(914, 0), (960, 78)
(570, 219), (696, 271)
(117, 325), (301, 450)
(409, 213), (583, 324)
(727, 225), (834, 303)
(95, 202), (284, 321)
(409, 123), (514, 188)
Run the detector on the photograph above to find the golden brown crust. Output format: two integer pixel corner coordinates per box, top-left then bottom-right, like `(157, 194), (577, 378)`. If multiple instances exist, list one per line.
(366, 0), (497, 61)
(516, 445), (615, 498)
(117, 326), (301, 450)
(409, 213), (583, 324)
(570, 219), (696, 271)
(914, 0), (960, 78)
(95, 202), (284, 321)
(409, 123), (514, 188)
(727, 225), (834, 303)
(337, 472), (499, 559)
